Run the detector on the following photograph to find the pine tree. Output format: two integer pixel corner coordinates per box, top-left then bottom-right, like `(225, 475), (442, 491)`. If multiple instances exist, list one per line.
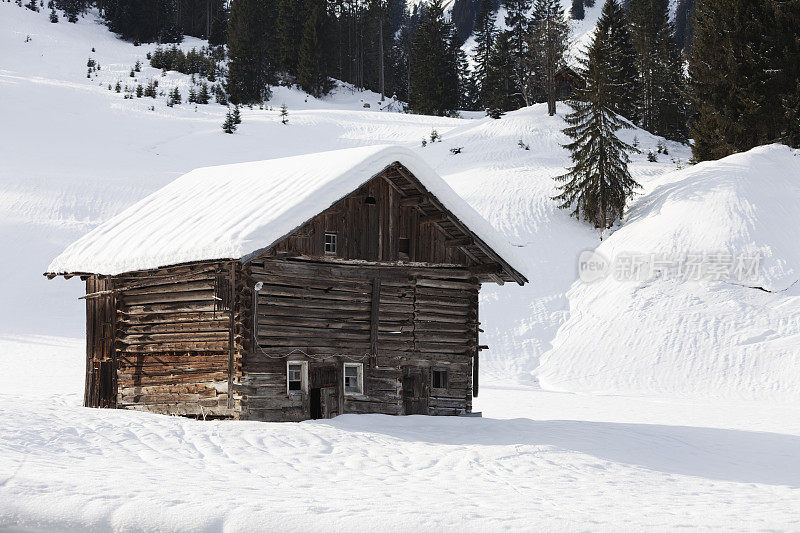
(188, 87), (197, 103)
(232, 105), (242, 125)
(484, 32), (516, 114)
(222, 108), (237, 133)
(570, 0), (584, 20)
(408, 0), (459, 116)
(49, 7), (58, 22)
(689, 0), (799, 160)
(471, 0), (497, 108)
(275, 0), (303, 76)
(225, 0), (276, 104)
(528, 0), (569, 116)
(504, 0), (533, 107)
(280, 103), (289, 124)
(197, 83), (210, 104)
(169, 86), (181, 105)
(593, 0), (638, 121)
(628, 0), (688, 140)
(555, 29), (640, 230)
(297, 0), (332, 97)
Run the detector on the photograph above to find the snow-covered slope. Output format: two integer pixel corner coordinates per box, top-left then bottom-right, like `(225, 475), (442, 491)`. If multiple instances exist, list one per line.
(537, 145), (800, 400)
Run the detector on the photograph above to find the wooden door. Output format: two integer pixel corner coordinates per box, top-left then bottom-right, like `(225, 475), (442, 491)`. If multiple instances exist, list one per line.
(402, 368), (429, 415)
(309, 364), (340, 419)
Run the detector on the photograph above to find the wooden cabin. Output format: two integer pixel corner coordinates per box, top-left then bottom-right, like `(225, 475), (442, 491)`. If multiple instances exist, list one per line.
(46, 146), (527, 422)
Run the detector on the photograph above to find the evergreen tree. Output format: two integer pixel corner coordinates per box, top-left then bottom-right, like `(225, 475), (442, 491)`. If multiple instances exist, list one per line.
(555, 30), (640, 230)
(504, 0), (533, 107)
(408, 0), (459, 115)
(208, 6), (228, 46)
(484, 32), (516, 114)
(570, 0), (584, 20)
(689, 0), (799, 160)
(49, 7), (58, 22)
(275, 0), (303, 76)
(471, 0), (497, 108)
(280, 103), (289, 124)
(593, 0), (638, 121)
(225, 0), (276, 104)
(628, 0), (688, 140)
(197, 83), (210, 104)
(297, 0), (332, 97)
(222, 108), (237, 133)
(527, 0), (569, 115)
(168, 86), (181, 105)
(232, 105), (242, 124)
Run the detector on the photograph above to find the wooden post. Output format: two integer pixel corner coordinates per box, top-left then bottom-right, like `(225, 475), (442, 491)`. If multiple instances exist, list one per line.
(370, 276), (381, 366)
(473, 353), (479, 398)
(227, 262), (235, 409)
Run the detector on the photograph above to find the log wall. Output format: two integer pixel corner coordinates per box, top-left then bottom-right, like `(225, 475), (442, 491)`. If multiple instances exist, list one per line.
(101, 261), (242, 418)
(241, 258), (478, 421)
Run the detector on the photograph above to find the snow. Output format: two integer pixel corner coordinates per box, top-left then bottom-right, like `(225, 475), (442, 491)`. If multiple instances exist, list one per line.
(2, 337), (800, 531)
(2, 5), (800, 530)
(47, 145), (528, 278)
(537, 144), (800, 400)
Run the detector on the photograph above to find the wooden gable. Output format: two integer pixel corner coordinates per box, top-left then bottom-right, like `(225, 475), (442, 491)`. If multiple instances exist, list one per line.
(252, 163), (526, 285)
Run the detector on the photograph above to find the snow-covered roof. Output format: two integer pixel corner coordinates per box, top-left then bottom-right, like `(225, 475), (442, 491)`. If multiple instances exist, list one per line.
(47, 145), (528, 280)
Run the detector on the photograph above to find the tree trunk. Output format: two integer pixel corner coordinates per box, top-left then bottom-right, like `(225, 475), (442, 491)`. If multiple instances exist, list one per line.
(378, 14), (385, 101)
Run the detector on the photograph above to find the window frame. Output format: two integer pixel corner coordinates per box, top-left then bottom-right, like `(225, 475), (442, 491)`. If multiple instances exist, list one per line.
(324, 232), (337, 255)
(343, 362), (364, 396)
(286, 361), (308, 394)
(432, 368), (449, 390)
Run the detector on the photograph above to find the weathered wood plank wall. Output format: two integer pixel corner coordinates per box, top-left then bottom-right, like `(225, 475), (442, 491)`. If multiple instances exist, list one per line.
(105, 262), (241, 418)
(242, 259), (477, 421)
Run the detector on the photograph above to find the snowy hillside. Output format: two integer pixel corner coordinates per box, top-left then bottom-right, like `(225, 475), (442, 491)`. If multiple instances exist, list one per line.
(538, 145), (800, 400)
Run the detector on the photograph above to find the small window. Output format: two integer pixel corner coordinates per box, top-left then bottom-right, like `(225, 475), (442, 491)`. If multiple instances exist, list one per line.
(399, 237), (410, 256)
(324, 233), (337, 254)
(343, 363), (364, 395)
(432, 369), (448, 389)
(364, 196), (377, 205)
(287, 361), (307, 393)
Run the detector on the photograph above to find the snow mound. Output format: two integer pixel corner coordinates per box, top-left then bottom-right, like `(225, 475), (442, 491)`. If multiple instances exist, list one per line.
(47, 145), (527, 276)
(537, 144), (800, 400)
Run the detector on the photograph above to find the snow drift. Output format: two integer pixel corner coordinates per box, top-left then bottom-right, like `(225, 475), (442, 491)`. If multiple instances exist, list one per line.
(537, 145), (800, 400)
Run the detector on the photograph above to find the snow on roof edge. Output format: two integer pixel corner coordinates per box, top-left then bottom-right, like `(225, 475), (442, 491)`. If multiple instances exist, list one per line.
(46, 145), (529, 281)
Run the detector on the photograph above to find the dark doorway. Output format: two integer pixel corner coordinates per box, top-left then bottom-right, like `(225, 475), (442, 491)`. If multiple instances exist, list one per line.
(402, 368), (429, 415)
(309, 364), (340, 419)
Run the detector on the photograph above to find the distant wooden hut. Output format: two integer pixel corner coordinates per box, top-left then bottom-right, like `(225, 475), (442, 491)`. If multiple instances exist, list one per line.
(555, 65), (584, 101)
(46, 146), (527, 421)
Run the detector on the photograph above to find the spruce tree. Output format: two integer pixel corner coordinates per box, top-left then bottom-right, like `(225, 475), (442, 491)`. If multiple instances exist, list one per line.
(222, 108), (237, 133)
(232, 105), (242, 124)
(280, 103), (289, 124)
(593, 0), (638, 121)
(471, 0), (497, 108)
(528, 0), (569, 116)
(408, 0), (459, 116)
(484, 32), (516, 115)
(555, 30), (640, 230)
(297, 0), (331, 97)
(504, 0), (533, 107)
(628, 0), (688, 140)
(225, 0), (276, 104)
(570, 0), (584, 20)
(689, 0), (799, 160)
(275, 0), (303, 76)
